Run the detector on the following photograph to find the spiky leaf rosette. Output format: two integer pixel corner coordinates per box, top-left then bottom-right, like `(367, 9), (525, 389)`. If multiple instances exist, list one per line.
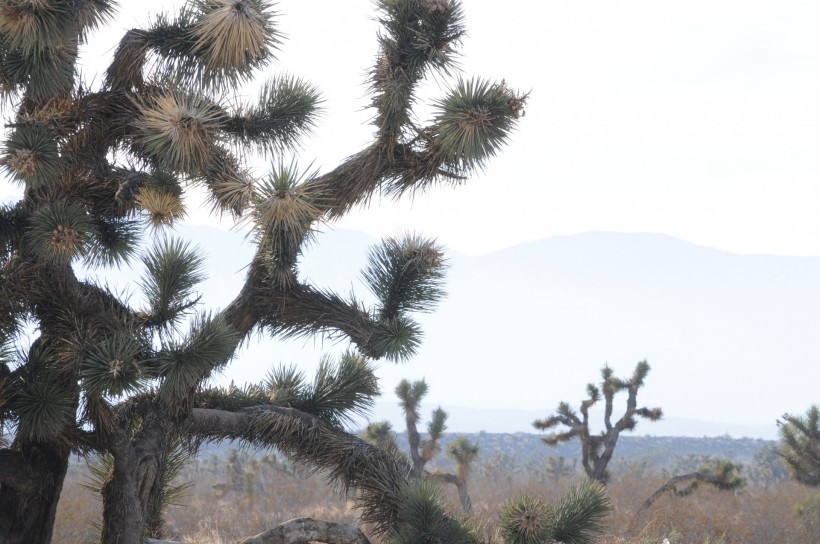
(297, 351), (380, 427)
(433, 78), (527, 174)
(190, 0), (279, 74)
(546, 480), (612, 544)
(228, 75), (322, 155)
(157, 313), (238, 409)
(1, 124), (59, 187)
(139, 237), (206, 330)
(13, 378), (75, 444)
(499, 495), (550, 544)
(388, 479), (476, 544)
(26, 199), (93, 265)
(81, 333), (147, 397)
(135, 91), (226, 173)
(135, 170), (186, 227)
(369, 315), (422, 362)
(363, 234), (446, 318)
(84, 216), (142, 268)
(3, 38), (78, 100)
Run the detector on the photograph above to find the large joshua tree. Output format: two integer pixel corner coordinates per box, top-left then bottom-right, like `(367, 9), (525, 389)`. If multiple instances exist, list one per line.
(534, 361), (663, 484)
(0, 1), (529, 543)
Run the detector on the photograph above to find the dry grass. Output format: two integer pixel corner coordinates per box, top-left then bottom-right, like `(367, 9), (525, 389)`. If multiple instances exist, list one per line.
(53, 450), (818, 544)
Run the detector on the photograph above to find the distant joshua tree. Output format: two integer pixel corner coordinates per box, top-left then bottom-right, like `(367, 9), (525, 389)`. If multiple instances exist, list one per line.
(534, 361), (663, 484)
(365, 378), (479, 512)
(778, 404), (820, 487)
(637, 458), (744, 515)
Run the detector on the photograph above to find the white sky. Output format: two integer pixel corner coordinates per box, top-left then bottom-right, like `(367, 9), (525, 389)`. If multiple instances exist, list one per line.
(52, 0), (818, 257)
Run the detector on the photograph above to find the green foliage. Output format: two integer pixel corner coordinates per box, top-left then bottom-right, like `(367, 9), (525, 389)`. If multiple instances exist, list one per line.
(228, 75), (322, 155)
(499, 481), (612, 544)
(81, 333), (148, 397)
(499, 495), (550, 544)
(14, 377), (75, 444)
(157, 313), (238, 408)
(778, 405), (820, 486)
(139, 237), (206, 330)
(387, 479), (476, 544)
(363, 234), (447, 318)
(26, 200), (93, 265)
(434, 78), (526, 173)
(1, 124), (59, 187)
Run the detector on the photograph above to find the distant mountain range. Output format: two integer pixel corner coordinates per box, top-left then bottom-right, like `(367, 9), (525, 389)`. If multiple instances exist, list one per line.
(80, 227), (820, 440)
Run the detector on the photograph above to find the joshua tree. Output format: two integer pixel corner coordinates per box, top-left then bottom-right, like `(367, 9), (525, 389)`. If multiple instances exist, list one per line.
(366, 378), (479, 512)
(778, 404), (820, 487)
(533, 361), (663, 484)
(637, 459), (744, 515)
(0, 1), (528, 542)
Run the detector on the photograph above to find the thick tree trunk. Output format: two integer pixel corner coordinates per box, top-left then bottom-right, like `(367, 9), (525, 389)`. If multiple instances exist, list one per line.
(100, 416), (167, 544)
(0, 442), (70, 544)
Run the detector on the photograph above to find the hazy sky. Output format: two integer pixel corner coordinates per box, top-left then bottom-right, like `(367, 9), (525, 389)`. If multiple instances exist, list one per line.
(51, 0), (818, 257)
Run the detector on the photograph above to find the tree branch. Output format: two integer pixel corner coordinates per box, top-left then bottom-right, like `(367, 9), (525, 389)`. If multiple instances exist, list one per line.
(0, 449), (38, 495)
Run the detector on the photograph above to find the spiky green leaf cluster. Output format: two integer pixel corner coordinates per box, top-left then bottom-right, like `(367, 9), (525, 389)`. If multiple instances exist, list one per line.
(26, 200), (93, 265)
(395, 378), (428, 420)
(0, 1), (115, 99)
(157, 313), (238, 407)
(0, 124), (59, 186)
(499, 482), (611, 544)
(778, 405), (820, 486)
(498, 495), (550, 544)
(388, 479), (476, 544)
(447, 436), (478, 467)
(364, 234), (446, 317)
(140, 237), (206, 330)
(84, 216), (142, 268)
(547, 480), (613, 544)
(427, 407), (447, 440)
(13, 378), (75, 443)
(82, 333), (148, 397)
(264, 352), (379, 428)
(106, 0), (280, 91)
(433, 78), (527, 173)
(228, 75), (322, 155)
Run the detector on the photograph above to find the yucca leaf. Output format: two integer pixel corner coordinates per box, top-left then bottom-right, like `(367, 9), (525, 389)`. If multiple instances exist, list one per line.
(363, 234), (447, 318)
(190, 0), (280, 73)
(1, 124), (60, 187)
(140, 237), (206, 330)
(14, 378), (75, 443)
(498, 495), (550, 544)
(369, 315), (421, 363)
(26, 200), (93, 265)
(83, 216), (142, 268)
(433, 77), (527, 173)
(227, 75), (322, 155)
(82, 333), (148, 397)
(157, 313), (238, 406)
(546, 480), (613, 544)
(135, 91), (227, 174)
